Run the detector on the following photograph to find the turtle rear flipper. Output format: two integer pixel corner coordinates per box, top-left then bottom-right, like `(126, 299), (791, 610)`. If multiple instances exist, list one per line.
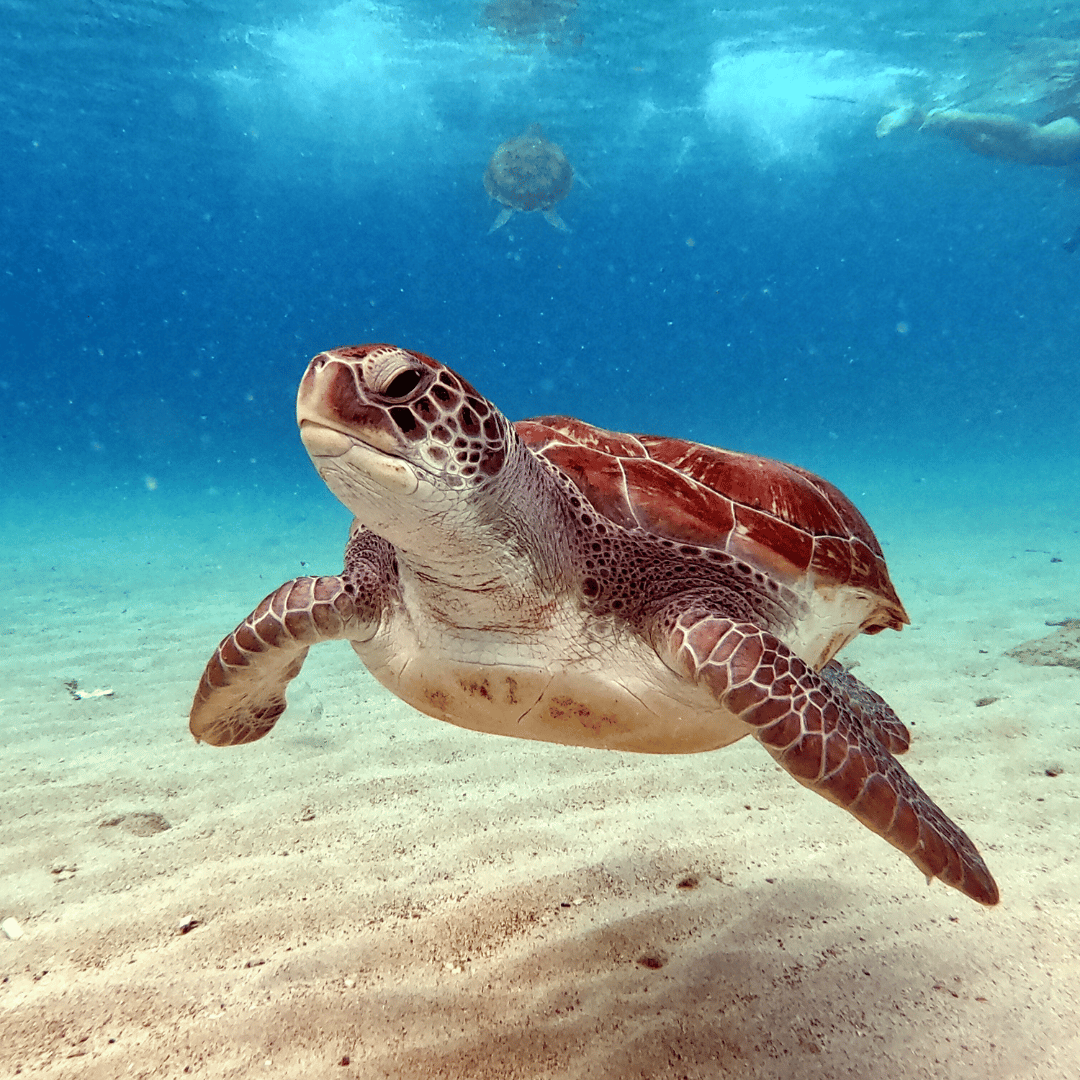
(541, 208), (569, 233)
(662, 613), (999, 905)
(489, 206), (514, 232)
(190, 576), (360, 747)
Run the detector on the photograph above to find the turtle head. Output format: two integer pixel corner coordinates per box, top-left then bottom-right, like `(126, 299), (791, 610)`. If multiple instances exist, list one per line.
(297, 345), (517, 547)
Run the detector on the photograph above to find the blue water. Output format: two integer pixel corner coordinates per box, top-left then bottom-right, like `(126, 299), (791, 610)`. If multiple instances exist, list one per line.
(0, 0), (1076, 534)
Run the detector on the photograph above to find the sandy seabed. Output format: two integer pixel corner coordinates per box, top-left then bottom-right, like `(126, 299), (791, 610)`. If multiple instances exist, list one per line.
(1, 466), (1078, 1080)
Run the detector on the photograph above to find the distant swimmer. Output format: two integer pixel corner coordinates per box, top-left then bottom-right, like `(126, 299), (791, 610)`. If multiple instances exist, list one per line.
(878, 106), (1080, 250)
(878, 106), (1080, 165)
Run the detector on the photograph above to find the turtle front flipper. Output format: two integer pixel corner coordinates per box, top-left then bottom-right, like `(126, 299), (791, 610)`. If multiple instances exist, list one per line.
(190, 576), (365, 747)
(819, 659), (911, 755)
(661, 614), (999, 905)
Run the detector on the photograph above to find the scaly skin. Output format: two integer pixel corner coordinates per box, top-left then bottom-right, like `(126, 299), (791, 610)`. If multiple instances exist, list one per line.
(189, 576), (358, 746)
(191, 525), (396, 747)
(661, 611), (998, 905)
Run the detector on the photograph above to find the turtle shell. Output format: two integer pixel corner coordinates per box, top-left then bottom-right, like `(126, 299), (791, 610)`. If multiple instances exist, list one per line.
(484, 126), (573, 212)
(516, 415), (908, 634)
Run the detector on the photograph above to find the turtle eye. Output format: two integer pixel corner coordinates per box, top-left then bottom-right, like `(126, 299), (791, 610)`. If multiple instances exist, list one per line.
(380, 368), (424, 400)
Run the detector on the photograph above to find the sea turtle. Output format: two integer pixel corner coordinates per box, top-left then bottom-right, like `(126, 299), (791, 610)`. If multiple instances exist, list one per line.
(190, 344), (999, 906)
(482, 0), (578, 43)
(484, 124), (573, 232)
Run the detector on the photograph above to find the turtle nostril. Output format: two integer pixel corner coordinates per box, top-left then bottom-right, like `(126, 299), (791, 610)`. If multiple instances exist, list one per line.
(382, 369), (424, 400)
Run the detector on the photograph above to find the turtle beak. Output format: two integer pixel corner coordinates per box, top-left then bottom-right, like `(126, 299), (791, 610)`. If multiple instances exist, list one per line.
(296, 352), (422, 500)
(296, 420), (355, 460)
(297, 352), (406, 459)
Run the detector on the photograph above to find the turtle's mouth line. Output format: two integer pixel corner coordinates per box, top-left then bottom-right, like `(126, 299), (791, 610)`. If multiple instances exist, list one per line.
(299, 420), (423, 498)
(299, 419), (406, 463)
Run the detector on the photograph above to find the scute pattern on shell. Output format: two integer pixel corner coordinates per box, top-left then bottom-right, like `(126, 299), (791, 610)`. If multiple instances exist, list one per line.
(517, 415), (907, 633)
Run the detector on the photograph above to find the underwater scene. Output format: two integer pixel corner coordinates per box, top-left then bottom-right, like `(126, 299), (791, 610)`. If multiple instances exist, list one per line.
(2, 1), (1079, 1076)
